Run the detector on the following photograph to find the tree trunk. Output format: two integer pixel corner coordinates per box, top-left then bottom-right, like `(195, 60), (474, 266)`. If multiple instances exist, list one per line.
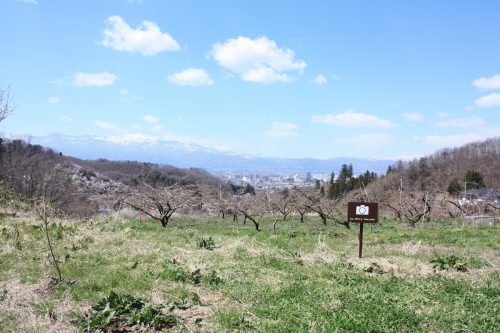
(300, 213), (304, 223)
(320, 213), (327, 225)
(160, 212), (174, 228)
(247, 216), (260, 231)
(43, 220), (62, 283)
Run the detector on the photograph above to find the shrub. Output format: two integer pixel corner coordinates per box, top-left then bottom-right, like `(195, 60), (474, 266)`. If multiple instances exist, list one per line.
(204, 270), (224, 286)
(172, 290), (201, 310)
(74, 291), (177, 332)
(158, 260), (205, 285)
(197, 237), (215, 250)
(158, 260), (190, 282)
(430, 255), (468, 272)
(190, 268), (202, 285)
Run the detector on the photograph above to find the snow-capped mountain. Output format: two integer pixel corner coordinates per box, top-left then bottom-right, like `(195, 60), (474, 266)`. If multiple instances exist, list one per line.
(32, 133), (394, 174)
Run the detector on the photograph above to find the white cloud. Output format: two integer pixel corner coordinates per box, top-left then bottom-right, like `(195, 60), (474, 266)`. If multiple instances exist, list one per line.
(475, 92), (500, 108)
(210, 36), (306, 84)
(465, 105), (474, 111)
(435, 116), (485, 128)
(336, 133), (395, 146)
(74, 72), (117, 87)
(50, 78), (66, 85)
(17, 0), (37, 4)
(401, 112), (423, 122)
(313, 74), (327, 85)
(118, 89), (129, 95)
(264, 121), (299, 139)
(48, 97), (60, 104)
(60, 115), (73, 123)
(473, 74), (500, 90)
(102, 16), (180, 56)
(143, 115), (159, 124)
(419, 134), (485, 149)
(332, 74), (341, 81)
(94, 120), (119, 130)
(418, 122), (500, 149)
(437, 112), (449, 119)
(168, 68), (214, 86)
(242, 67), (292, 84)
(312, 110), (398, 128)
(152, 124), (163, 131)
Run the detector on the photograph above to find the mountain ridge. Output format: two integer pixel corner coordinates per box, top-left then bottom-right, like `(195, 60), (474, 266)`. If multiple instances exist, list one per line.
(32, 133), (394, 174)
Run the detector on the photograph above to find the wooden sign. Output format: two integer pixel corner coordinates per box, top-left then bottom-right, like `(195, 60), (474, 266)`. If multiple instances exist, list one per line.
(347, 202), (379, 223)
(347, 202), (379, 258)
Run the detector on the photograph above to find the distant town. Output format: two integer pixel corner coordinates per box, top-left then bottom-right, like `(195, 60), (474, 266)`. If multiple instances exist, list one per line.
(217, 172), (333, 189)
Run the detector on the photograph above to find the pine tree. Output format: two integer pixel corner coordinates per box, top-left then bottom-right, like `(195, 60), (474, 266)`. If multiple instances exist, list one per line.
(447, 179), (463, 196)
(464, 170), (485, 189)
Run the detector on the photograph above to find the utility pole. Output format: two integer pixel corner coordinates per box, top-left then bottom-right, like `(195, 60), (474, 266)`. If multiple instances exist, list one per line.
(399, 178), (403, 206)
(464, 181), (467, 201)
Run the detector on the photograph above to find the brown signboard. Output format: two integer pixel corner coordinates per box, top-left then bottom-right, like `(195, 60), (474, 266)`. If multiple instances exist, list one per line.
(347, 202), (379, 223)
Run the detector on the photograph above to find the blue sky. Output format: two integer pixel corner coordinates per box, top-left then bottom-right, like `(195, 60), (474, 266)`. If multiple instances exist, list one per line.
(1, 0), (500, 159)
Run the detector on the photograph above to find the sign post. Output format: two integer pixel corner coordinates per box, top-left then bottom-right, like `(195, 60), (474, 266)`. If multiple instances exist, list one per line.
(347, 202), (379, 258)
(358, 223), (364, 258)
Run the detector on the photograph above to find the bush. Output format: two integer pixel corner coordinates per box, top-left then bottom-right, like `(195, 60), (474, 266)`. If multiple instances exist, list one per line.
(204, 270), (224, 286)
(190, 268), (202, 285)
(197, 237), (215, 250)
(171, 289), (201, 309)
(430, 255), (468, 272)
(74, 291), (177, 332)
(158, 260), (190, 282)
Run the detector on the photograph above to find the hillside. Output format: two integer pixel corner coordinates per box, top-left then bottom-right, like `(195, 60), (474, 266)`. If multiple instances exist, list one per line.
(377, 137), (500, 193)
(0, 138), (225, 217)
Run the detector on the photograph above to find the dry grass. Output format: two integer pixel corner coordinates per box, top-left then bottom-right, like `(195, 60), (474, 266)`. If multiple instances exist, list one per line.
(0, 214), (498, 332)
(0, 278), (80, 333)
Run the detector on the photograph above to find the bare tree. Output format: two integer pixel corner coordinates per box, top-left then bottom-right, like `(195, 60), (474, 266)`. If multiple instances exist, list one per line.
(0, 85), (15, 124)
(123, 180), (201, 227)
(237, 193), (267, 231)
(275, 188), (294, 220)
(227, 196), (240, 222)
(267, 189), (294, 234)
(34, 196), (63, 283)
(399, 191), (435, 227)
(213, 189), (232, 219)
(290, 187), (309, 223)
(298, 188), (350, 228)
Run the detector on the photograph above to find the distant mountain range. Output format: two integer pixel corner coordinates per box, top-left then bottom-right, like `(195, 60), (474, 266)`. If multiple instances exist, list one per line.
(32, 133), (394, 175)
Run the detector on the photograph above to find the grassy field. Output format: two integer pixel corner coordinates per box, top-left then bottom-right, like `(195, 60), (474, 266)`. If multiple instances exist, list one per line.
(0, 212), (498, 332)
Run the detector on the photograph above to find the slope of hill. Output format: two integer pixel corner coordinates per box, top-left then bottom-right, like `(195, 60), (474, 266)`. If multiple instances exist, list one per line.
(378, 137), (500, 192)
(0, 138), (225, 216)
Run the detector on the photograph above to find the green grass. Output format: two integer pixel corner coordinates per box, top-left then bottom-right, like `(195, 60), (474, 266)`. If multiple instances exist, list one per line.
(0, 214), (498, 332)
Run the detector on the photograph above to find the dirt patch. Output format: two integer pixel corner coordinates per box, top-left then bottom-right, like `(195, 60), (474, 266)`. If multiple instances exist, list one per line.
(172, 305), (211, 331)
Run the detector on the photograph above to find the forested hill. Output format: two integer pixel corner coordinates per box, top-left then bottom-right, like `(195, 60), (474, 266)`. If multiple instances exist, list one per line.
(379, 137), (500, 192)
(64, 157), (224, 188)
(0, 138), (225, 216)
